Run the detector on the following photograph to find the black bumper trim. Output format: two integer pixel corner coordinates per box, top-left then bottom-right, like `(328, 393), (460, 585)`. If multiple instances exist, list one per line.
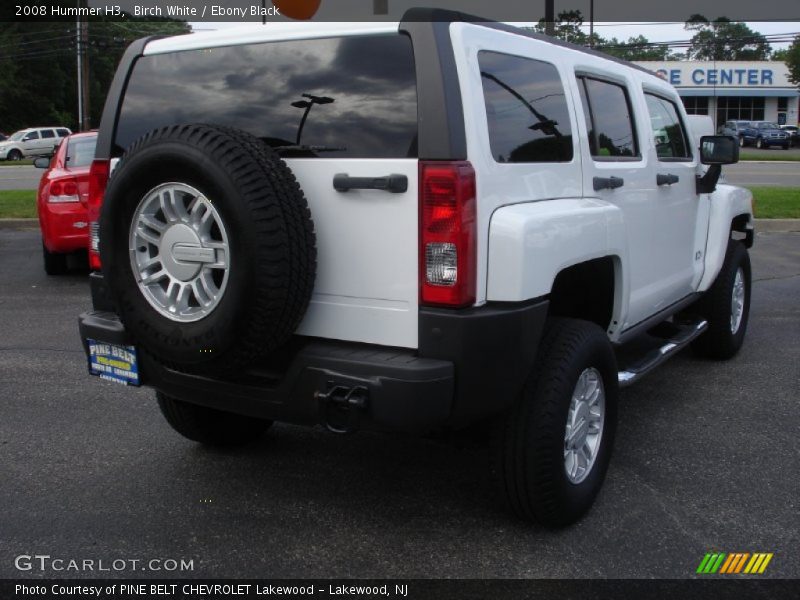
(79, 311), (454, 434)
(419, 299), (550, 426)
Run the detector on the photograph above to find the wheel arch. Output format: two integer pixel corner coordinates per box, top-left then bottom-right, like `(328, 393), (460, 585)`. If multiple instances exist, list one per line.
(698, 184), (754, 292)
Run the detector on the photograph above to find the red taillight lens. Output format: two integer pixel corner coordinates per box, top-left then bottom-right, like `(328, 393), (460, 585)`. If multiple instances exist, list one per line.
(47, 177), (80, 203)
(87, 159), (110, 270)
(419, 161), (476, 307)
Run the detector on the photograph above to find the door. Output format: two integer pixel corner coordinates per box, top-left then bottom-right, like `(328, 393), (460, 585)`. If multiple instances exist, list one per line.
(575, 75), (699, 330)
(642, 92), (706, 297)
(21, 130), (41, 154)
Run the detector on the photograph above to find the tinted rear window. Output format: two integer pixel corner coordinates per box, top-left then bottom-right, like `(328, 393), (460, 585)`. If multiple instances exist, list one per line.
(117, 35), (418, 158)
(66, 137), (97, 168)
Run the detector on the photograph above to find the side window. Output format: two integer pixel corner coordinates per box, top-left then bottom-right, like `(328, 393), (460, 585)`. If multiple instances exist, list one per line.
(644, 94), (691, 160)
(23, 131), (40, 141)
(478, 51), (573, 163)
(56, 129), (70, 137)
(578, 76), (639, 159)
(40, 130), (55, 139)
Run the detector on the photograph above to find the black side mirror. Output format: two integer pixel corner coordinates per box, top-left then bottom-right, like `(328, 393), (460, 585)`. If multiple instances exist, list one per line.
(34, 157), (50, 169)
(700, 135), (739, 165)
(696, 135), (738, 194)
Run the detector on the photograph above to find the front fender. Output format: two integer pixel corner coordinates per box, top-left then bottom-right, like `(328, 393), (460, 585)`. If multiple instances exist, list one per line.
(487, 198), (626, 302)
(698, 184), (753, 292)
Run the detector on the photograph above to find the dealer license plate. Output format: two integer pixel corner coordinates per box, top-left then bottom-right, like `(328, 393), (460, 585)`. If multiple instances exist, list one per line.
(86, 339), (140, 386)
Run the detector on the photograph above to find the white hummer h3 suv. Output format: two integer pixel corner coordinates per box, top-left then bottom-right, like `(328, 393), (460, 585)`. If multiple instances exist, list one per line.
(79, 9), (753, 526)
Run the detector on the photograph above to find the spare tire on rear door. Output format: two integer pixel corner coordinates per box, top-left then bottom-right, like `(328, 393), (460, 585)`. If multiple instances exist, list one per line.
(99, 124), (316, 373)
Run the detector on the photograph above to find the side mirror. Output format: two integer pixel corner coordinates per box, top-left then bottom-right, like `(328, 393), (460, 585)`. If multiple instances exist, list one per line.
(34, 157), (50, 169)
(700, 135), (739, 165)
(696, 136), (738, 195)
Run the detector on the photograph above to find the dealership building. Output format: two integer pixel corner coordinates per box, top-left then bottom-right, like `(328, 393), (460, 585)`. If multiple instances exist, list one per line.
(635, 61), (799, 127)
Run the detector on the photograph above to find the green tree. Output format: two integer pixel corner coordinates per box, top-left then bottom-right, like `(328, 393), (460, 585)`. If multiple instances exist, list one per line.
(599, 35), (684, 61)
(533, 10), (588, 45)
(685, 15), (771, 61)
(781, 35), (800, 90)
(0, 4), (188, 133)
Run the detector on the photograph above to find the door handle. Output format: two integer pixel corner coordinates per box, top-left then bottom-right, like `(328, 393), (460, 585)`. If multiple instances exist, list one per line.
(333, 173), (408, 194)
(657, 173), (680, 186)
(593, 176), (624, 191)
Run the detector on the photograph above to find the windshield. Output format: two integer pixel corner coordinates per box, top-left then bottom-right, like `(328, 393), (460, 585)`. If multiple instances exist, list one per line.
(759, 123), (780, 129)
(8, 130), (28, 141)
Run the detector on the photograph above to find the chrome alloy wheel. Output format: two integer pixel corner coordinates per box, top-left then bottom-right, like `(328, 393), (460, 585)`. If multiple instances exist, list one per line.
(730, 267), (745, 334)
(129, 183), (229, 322)
(564, 367), (605, 484)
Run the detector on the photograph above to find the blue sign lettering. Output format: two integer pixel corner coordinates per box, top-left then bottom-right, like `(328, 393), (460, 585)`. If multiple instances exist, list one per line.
(692, 69), (705, 84)
(761, 70), (773, 84)
(670, 69), (681, 85)
(747, 70), (758, 85)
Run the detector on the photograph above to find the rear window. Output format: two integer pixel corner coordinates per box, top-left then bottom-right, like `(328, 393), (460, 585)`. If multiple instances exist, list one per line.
(66, 136), (97, 168)
(478, 51), (573, 163)
(117, 35), (418, 159)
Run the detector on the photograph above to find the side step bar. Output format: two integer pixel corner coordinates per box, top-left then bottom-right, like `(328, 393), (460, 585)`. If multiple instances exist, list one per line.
(617, 320), (708, 388)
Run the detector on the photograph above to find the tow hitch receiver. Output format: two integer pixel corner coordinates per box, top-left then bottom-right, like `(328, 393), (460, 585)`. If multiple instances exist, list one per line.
(316, 382), (369, 434)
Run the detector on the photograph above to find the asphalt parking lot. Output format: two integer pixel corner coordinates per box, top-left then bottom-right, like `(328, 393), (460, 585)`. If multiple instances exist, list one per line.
(1, 226), (798, 579)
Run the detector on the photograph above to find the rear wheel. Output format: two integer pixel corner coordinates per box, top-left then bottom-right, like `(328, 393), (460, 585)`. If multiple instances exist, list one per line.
(491, 318), (618, 527)
(157, 392), (272, 446)
(7, 149), (22, 161)
(42, 244), (68, 275)
(738, 136), (745, 147)
(692, 240), (751, 360)
(755, 138), (764, 149)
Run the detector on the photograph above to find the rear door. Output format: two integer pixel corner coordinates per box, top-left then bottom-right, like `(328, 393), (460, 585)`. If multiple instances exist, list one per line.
(120, 32), (421, 348)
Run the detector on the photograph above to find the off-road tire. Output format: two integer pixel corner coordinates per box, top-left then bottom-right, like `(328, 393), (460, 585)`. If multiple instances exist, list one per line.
(692, 240), (751, 360)
(491, 318), (618, 527)
(99, 124), (316, 374)
(157, 392), (272, 446)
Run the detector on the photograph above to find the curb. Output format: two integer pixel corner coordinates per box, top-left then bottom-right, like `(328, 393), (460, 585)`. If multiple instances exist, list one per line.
(740, 160), (800, 165)
(0, 218), (38, 229)
(755, 219), (800, 233)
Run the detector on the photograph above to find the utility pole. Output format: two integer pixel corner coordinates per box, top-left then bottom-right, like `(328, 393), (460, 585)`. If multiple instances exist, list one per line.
(545, 0), (555, 36)
(589, 0), (594, 47)
(76, 0), (90, 131)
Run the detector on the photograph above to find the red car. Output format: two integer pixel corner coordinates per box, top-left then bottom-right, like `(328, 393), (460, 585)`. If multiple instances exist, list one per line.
(36, 131), (97, 274)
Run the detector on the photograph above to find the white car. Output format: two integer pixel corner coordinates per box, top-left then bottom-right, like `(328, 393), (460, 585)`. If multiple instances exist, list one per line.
(0, 127), (72, 161)
(78, 10), (753, 527)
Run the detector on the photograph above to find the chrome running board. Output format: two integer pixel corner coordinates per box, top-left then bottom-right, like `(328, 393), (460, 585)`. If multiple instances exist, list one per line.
(617, 320), (708, 388)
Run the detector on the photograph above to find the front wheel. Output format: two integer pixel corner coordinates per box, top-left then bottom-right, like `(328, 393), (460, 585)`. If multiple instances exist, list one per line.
(739, 136), (745, 147)
(692, 240), (751, 360)
(157, 392), (272, 446)
(491, 318), (618, 527)
(755, 138), (764, 149)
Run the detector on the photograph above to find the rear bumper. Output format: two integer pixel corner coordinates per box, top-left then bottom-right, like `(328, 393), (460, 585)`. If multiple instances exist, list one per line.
(40, 205), (89, 253)
(80, 273), (549, 433)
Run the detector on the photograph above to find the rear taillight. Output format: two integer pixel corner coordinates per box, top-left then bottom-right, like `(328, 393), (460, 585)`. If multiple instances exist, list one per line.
(419, 161), (476, 307)
(87, 159), (110, 270)
(47, 178), (80, 203)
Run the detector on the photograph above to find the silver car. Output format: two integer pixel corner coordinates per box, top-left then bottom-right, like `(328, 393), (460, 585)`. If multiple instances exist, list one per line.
(0, 127), (72, 161)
